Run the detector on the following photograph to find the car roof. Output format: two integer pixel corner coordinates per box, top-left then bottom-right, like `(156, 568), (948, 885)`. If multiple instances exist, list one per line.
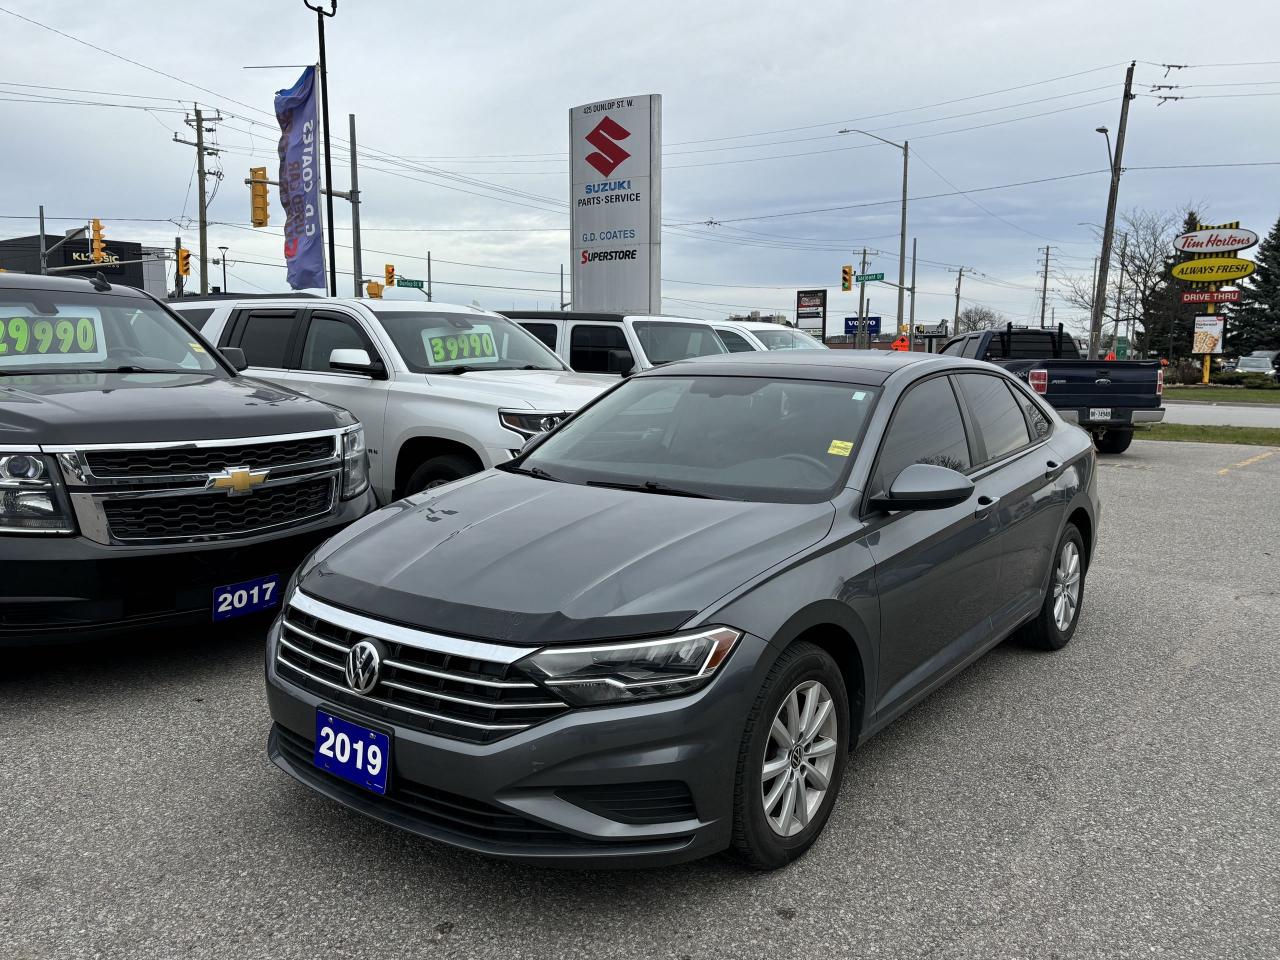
(500, 310), (710, 324)
(716, 320), (812, 334)
(636, 349), (992, 385)
(0, 271), (150, 299)
(170, 295), (492, 315)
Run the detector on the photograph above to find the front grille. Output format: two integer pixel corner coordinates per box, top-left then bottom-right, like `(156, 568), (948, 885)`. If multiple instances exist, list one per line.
(104, 477), (334, 541)
(86, 436), (337, 478)
(274, 725), (674, 851)
(276, 600), (570, 744)
(558, 782), (698, 824)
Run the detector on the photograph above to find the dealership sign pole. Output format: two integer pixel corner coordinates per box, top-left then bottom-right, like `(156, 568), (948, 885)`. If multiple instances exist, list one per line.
(1170, 222), (1256, 383)
(570, 95), (662, 314)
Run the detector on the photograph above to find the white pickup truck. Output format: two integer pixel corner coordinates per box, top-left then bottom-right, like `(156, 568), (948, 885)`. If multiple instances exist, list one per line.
(175, 296), (610, 501)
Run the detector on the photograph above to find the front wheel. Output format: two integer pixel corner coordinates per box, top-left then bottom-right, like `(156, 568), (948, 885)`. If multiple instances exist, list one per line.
(402, 454), (478, 497)
(730, 642), (849, 870)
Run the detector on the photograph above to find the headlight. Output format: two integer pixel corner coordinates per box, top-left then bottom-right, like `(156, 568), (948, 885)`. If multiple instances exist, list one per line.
(341, 426), (369, 499)
(516, 627), (741, 706)
(0, 453), (74, 533)
(499, 410), (571, 439)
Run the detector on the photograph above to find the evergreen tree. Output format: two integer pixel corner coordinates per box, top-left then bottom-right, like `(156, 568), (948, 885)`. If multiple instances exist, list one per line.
(1230, 214), (1280, 356)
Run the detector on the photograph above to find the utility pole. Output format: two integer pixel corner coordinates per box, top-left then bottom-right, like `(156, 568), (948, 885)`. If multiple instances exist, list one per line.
(1112, 232), (1129, 355)
(174, 236), (184, 298)
(426, 251), (433, 302)
(951, 267), (966, 330)
(1089, 61), (1135, 360)
(173, 106), (223, 295)
(38, 205), (46, 274)
(856, 248), (869, 348)
(908, 237), (918, 350)
(304, 1), (340, 297)
(1038, 245), (1052, 329)
(896, 141), (909, 336)
(348, 113), (363, 297)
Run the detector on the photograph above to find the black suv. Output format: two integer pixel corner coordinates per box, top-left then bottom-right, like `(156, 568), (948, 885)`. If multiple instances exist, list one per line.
(0, 273), (375, 644)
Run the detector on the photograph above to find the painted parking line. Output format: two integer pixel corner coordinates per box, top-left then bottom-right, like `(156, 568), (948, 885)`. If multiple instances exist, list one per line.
(1217, 448), (1280, 476)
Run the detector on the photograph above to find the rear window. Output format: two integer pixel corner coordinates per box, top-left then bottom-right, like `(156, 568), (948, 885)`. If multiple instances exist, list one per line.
(632, 321), (727, 365)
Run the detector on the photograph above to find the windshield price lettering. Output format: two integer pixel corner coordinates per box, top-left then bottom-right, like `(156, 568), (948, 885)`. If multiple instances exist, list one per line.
(0, 316), (98, 357)
(424, 326), (498, 365)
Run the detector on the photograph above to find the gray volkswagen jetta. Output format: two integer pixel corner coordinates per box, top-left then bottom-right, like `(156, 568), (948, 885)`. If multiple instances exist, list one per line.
(264, 350), (1099, 869)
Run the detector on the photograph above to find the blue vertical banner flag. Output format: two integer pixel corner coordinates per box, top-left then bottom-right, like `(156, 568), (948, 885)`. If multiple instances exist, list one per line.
(274, 67), (325, 291)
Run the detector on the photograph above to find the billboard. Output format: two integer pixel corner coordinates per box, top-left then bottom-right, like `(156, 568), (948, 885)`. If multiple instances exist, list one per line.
(796, 289), (826, 331)
(570, 95), (661, 314)
(1192, 317), (1224, 355)
(844, 316), (881, 336)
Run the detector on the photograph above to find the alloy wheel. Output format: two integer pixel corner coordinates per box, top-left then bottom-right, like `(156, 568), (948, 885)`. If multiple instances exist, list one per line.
(760, 679), (839, 837)
(1052, 539), (1081, 632)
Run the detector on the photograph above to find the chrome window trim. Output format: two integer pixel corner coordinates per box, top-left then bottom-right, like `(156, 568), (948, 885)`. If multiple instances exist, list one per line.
(290, 590), (537, 665)
(0, 444), (42, 453)
(40, 426), (347, 454)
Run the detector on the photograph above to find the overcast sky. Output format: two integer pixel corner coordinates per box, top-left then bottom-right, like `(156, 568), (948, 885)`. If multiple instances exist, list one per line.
(2, 0), (1277, 334)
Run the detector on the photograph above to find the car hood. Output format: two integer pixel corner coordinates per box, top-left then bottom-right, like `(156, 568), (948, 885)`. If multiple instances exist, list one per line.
(419, 368), (610, 411)
(300, 469), (835, 645)
(0, 372), (348, 446)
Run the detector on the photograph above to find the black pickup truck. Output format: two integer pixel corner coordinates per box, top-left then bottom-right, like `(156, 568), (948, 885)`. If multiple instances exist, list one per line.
(939, 325), (1164, 454)
(0, 272), (375, 644)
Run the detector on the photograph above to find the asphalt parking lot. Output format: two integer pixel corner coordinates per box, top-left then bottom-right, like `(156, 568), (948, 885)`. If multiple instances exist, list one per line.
(3, 439), (1278, 960)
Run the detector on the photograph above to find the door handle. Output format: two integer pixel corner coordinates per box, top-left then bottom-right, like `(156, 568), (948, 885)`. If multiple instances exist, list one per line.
(974, 494), (1000, 518)
(1045, 459), (1060, 479)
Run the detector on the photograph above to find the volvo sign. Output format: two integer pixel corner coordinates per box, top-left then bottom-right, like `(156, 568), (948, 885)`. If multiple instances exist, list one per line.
(571, 95), (661, 314)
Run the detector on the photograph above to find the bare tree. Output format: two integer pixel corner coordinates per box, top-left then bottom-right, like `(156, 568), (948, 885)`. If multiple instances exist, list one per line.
(955, 304), (1007, 333)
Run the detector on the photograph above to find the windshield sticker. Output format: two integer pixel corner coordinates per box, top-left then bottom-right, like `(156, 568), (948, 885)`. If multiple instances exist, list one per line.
(827, 440), (853, 457)
(0, 309), (108, 368)
(851, 391), (867, 401)
(421, 323), (500, 366)
(188, 341), (207, 354)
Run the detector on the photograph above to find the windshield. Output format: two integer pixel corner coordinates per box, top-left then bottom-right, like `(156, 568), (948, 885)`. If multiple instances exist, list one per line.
(371, 310), (566, 373)
(753, 327), (824, 350)
(0, 289), (224, 376)
(632, 321), (727, 365)
(520, 375), (880, 503)
(1237, 357), (1270, 371)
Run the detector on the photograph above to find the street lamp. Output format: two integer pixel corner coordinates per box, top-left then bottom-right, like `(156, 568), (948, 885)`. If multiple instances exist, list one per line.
(838, 128), (909, 338)
(217, 245), (229, 293)
(1095, 126), (1114, 172)
(303, 0), (339, 297)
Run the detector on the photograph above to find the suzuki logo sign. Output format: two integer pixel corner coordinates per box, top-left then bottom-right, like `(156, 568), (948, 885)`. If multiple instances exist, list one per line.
(584, 116), (631, 177)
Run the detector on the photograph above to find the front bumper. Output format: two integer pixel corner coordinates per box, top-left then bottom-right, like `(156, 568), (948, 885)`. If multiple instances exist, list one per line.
(0, 488), (375, 645)
(265, 619), (772, 868)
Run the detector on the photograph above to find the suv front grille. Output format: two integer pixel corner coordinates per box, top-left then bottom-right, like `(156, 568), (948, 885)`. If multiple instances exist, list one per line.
(275, 597), (570, 744)
(104, 477), (334, 541)
(86, 436), (337, 478)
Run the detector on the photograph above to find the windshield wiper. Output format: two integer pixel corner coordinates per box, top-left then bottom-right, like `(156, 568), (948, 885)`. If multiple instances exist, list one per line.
(584, 478), (717, 499)
(500, 463), (563, 482)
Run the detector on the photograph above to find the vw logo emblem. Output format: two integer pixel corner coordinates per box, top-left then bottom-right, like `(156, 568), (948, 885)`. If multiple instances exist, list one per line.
(345, 639), (383, 694)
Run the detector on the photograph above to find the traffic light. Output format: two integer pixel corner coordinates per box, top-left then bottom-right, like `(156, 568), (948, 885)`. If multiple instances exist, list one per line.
(840, 264), (853, 292)
(366, 280), (384, 299)
(90, 219), (106, 262)
(384, 264), (395, 287)
(177, 248), (191, 277)
(249, 167), (269, 228)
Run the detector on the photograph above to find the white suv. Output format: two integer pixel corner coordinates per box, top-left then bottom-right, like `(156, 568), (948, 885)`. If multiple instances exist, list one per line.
(503, 311), (728, 375)
(712, 320), (826, 353)
(175, 297), (610, 501)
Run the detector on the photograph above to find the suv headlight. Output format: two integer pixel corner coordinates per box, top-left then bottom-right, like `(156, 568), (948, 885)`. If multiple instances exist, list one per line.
(341, 426), (369, 499)
(0, 453), (74, 533)
(516, 627), (741, 706)
(499, 410), (571, 439)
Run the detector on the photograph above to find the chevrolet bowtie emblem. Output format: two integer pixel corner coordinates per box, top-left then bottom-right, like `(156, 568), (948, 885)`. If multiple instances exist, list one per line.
(207, 465), (269, 495)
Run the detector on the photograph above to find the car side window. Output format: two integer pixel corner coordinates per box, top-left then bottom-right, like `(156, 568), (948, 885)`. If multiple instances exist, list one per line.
(1011, 383), (1052, 439)
(939, 339), (964, 356)
(716, 329), (756, 353)
(520, 322), (558, 351)
(570, 323), (633, 373)
(173, 307), (214, 331)
(232, 310), (299, 368)
(956, 373), (1033, 461)
(299, 313), (372, 372)
(961, 338), (982, 359)
(874, 376), (971, 492)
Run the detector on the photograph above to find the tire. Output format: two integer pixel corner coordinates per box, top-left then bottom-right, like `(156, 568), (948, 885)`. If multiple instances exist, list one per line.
(730, 642), (849, 870)
(1020, 524), (1086, 651)
(402, 454), (478, 497)
(1093, 428), (1133, 455)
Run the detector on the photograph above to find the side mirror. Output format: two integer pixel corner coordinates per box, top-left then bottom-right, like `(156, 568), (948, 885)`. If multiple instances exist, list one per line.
(606, 349), (636, 376)
(868, 463), (974, 512)
(329, 348), (385, 378)
(219, 346), (248, 371)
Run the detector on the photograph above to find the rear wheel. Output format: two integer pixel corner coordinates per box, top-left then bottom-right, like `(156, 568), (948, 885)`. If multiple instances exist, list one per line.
(1020, 524), (1086, 650)
(402, 454), (478, 496)
(1093, 428), (1133, 454)
(730, 642), (849, 870)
